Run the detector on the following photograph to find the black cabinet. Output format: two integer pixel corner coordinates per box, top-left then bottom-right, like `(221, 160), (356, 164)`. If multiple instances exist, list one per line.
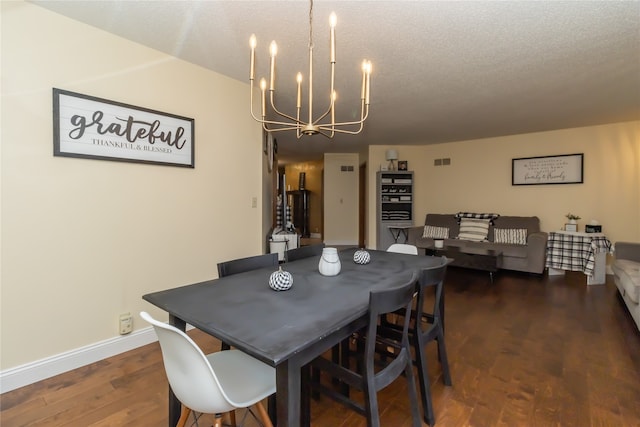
(287, 190), (310, 237)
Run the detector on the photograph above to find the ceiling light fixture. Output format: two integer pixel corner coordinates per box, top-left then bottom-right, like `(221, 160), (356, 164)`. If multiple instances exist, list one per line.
(249, 0), (372, 138)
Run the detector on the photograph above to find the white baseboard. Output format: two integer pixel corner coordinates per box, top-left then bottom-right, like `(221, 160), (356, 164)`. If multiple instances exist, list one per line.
(0, 327), (159, 394)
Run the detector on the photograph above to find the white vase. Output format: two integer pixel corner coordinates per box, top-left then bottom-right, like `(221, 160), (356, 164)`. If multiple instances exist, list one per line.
(319, 248), (341, 276)
(569, 219), (577, 224)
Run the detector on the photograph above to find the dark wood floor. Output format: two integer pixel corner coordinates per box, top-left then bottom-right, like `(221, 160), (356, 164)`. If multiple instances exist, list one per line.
(2, 269), (639, 426)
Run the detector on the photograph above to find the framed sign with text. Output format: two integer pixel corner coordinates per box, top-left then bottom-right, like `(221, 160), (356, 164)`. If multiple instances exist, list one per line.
(512, 153), (583, 185)
(53, 88), (194, 168)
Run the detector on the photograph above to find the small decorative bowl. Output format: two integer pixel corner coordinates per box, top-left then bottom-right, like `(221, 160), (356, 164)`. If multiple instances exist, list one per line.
(269, 267), (293, 291)
(353, 248), (371, 265)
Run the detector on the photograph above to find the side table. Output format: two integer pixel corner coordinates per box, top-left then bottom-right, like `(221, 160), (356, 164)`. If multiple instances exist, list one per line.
(545, 230), (612, 285)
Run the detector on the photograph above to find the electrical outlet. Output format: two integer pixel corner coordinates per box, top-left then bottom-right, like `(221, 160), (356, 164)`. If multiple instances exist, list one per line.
(119, 313), (133, 335)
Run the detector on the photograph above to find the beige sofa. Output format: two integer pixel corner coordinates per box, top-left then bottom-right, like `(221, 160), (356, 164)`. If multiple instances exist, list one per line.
(612, 242), (640, 331)
(407, 213), (548, 274)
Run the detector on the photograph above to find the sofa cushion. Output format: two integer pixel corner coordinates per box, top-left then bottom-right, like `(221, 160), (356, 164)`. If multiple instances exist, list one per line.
(490, 216), (540, 243)
(612, 259), (640, 303)
(494, 228), (527, 245)
(457, 218), (490, 242)
(423, 225), (449, 239)
(493, 216), (540, 233)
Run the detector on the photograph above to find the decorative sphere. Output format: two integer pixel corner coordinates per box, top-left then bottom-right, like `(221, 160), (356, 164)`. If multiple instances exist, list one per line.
(353, 249), (371, 265)
(269, 267), (293, 291)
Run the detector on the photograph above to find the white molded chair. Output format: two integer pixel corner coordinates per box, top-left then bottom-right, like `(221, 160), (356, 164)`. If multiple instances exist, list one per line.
(387, 243), (419, 255)
(140, 312), (275, 427)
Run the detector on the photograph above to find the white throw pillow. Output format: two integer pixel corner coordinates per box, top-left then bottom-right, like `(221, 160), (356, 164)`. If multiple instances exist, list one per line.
(457, 219), (490, 241)
(422, 225), (449, 239)
(494, 228), (527, 245)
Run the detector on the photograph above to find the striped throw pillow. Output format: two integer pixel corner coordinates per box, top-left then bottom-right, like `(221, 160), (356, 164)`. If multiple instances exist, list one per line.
(494, 228), (527, 245)
(422, 225), (449, 239)
(457, 218), (490, 241)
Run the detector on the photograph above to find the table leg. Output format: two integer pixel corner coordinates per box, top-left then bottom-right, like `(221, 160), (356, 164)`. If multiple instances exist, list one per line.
(168, 315), (186, 427)
(301, 364), (311, 426)
(268, 395), (277, 426)
(276, 359), (301, 427)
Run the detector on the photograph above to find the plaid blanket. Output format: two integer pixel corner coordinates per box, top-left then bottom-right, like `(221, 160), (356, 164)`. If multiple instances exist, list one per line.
(454, 212), (500, 220)
(454, 212), (500, 225)
(545, 231), (612, 276)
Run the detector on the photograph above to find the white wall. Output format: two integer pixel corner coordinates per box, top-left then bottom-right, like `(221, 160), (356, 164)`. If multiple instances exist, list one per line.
(367, 121), (640, 249)
(1, 2), (263, 372)
(323, 153), (359, 245)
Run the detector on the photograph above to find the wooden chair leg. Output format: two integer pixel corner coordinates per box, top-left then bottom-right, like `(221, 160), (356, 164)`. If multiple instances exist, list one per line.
(255, 401), (274, 427)
(223, 410), (237, 427)
(176, 406), (191, 427)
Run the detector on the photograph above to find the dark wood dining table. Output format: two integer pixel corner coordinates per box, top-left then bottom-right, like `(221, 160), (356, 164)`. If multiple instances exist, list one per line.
(142, 247), (444, 427)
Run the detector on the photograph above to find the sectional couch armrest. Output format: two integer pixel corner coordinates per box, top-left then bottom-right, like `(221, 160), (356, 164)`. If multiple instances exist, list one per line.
(526, 231), (548, 274)
(614, 242), (640, 263)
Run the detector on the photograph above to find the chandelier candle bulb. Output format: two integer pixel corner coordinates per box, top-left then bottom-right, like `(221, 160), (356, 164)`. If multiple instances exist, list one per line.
(365, 61), (371, 104)
(269, 41), (277, 91)
(260, 78), (267, 117)
(296, 73), (302, 108)
(331, 91), (336, 125)
(249, 34), (256, 80)
(330, 12), (336, 63)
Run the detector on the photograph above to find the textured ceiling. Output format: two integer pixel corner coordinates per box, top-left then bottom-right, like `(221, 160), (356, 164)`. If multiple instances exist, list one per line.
(31, 1), (640, 163)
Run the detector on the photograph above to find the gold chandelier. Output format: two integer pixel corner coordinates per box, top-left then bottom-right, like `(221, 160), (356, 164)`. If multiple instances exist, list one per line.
(249, 0), (372, 138)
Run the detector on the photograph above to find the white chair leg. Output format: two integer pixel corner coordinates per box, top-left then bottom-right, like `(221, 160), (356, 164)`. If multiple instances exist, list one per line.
(224, 410), (237, 427)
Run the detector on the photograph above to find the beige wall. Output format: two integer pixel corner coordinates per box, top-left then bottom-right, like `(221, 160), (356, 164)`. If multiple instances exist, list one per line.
(1, 2), (263, 369)
(368, 121), (640, 249)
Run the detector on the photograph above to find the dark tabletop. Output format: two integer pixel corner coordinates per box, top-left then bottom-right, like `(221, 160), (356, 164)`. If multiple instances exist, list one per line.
(143, 247), (443, 366)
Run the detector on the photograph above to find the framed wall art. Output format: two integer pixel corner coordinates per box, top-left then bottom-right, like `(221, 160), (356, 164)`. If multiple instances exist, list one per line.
(53, 88), (195, 168)
(512, 153), (583, 186)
